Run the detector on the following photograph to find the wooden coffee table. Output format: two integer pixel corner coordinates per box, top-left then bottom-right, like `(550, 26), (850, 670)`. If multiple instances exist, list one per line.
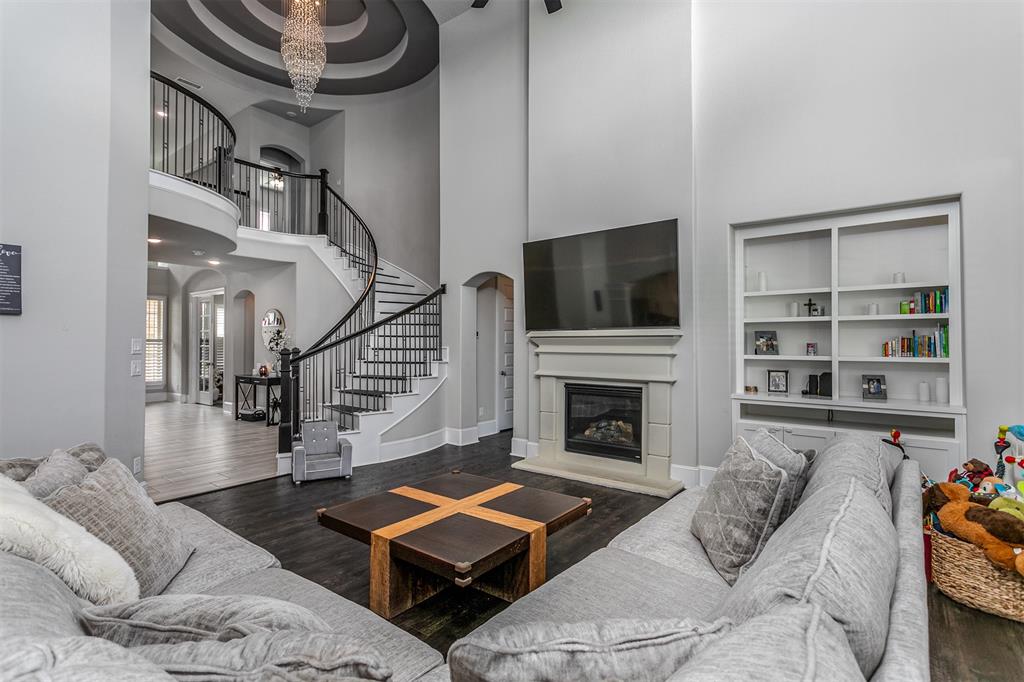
(316, 471), (591, 619)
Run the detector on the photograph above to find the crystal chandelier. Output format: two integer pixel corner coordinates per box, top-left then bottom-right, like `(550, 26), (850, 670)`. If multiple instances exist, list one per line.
(281, 0), (326, 112)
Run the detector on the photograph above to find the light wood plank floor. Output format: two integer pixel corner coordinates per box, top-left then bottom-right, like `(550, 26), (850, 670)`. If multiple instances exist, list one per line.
(144, 402), (281, 503)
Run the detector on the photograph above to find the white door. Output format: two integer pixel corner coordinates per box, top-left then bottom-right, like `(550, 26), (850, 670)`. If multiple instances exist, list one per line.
(196, 295), (215, 406)
(496, 278), (514, 431)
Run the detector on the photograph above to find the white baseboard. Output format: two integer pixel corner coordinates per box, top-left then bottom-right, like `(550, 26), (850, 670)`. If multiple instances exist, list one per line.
(476, 420), (498, 438)
(379, 428), (447, 461)
(145, 392), (167, 404)
(445, 426), (479, 447)
(671, 464), (718, 488)
(510, 437), (528, 458)
(276, 452), (291, 477)
(222, 401), (233, 415)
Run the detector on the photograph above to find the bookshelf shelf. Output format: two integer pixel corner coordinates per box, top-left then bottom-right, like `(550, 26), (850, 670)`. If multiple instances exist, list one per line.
(744, 286), (831, 298)
(838, 356), (950, 364)
(837, 281), (949, 293)
(838, 314), (949, 322)
(743, 355), (832, 362)
(732, 199), (965, 482)
(744, 316), (831, 324)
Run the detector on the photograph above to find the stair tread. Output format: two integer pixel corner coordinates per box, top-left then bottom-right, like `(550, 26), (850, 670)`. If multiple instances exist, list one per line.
(351, 373), (412, 380)
(336, 389), (387, 397)
(323, 403), (376, 415)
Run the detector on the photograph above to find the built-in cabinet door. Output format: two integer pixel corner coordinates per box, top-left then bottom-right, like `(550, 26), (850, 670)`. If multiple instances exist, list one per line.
(737, 422), (784, 441)
(902, 438), (959, 483)
(781, 426), (834, 452)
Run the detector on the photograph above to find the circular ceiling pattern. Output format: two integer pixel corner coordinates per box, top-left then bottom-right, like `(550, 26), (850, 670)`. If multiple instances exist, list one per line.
(152, 0), (439, 96)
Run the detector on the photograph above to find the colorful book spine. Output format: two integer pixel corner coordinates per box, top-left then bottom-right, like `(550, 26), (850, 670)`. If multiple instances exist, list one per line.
(898, 287), (949, 315)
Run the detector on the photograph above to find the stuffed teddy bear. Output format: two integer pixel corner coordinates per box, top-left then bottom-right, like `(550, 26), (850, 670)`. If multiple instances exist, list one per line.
(923, 482), (1024, 577)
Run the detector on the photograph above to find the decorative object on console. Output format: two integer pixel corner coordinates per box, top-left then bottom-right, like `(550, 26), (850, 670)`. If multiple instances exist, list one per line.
(258, 365), (268, 378)
(862, 375), (887, 401)
(767, 369), (789, 394)
(0, 474), (140, 605)
(753, 330), (778, 355)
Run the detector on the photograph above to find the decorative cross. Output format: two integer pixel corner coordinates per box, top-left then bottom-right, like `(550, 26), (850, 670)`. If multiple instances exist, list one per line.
(803, 298), (815, 317)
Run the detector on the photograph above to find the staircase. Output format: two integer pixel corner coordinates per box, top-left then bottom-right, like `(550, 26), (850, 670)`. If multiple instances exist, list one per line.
(150, 72), (446, 468)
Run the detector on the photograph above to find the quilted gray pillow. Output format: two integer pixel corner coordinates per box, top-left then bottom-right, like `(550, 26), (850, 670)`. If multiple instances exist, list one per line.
(667, 603), (862, 681)
(0, 636), (175, 681)
(717, 478), (898, 677)
(65, 441), (109, 472)
(0, 457), (43, 482)
(21, 449), (89, 498)
(800, 433), (903, 514)
(746, 429), (809, 520)
(45, 459), (195, 597)
(82, 594), (332, 647)
(133, 630), (391, 681)
(690, 437), (788, 584)
(448, 619), (730, 682)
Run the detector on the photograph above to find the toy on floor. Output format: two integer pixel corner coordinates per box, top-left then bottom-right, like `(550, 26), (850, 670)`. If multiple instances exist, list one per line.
(996, 425), (1024, 497)
(947, 458), (994, 490)
(922, 482), (1024, 577)
(991, 497), (1024, 523)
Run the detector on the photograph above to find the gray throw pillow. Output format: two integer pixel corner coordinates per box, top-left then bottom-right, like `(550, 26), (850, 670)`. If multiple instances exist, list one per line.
(690, 436), (788, 584)
(800, 433), (903, 514)
(448, 619), (730, 682)
(133, 630), (391, 681)
(45, 459), (195, 597)
(667, 603), (862, 681)
(82, 594), (332, 647)
(21, 449), (89, 498)
(0, 457), (43, 482)
(717, 478), (898, 677)
(0, 636), (175, 681)
(746, 429), (809, 520)
(65, 441), (109, 472)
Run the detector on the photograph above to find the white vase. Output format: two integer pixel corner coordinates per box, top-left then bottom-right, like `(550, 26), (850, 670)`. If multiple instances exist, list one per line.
(936, 377), (950, 404)
(757, 271), (768, 292)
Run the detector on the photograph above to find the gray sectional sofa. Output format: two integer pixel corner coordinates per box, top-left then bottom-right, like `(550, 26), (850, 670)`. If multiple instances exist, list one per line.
(1, 434), (928, 681)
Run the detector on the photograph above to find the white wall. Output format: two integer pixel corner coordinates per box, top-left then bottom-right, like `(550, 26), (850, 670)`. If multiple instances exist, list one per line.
(525, 0), (695, 468)
(344, 71), (441, 285)
(439, 0), (529, 443)
(693, 0), (1024, 466)
(231, 107), (312, 170)
(0, 0), (149, 467)
(309, 111), (346, 194)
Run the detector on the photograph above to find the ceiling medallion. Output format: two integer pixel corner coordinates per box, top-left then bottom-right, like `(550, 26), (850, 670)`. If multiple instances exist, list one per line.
(280, 0), (326, 112)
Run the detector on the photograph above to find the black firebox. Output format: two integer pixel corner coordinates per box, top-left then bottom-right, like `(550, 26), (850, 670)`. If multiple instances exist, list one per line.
(564, 383), (643, 463)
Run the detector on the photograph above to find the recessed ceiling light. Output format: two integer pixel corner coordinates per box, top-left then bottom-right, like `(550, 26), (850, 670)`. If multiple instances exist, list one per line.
(192, 249), (206, 256)
(155, 110), (168, 117)
(286, 111), (297, 118)
(147, 238), (162, 244)
(208, 260), (221, 266)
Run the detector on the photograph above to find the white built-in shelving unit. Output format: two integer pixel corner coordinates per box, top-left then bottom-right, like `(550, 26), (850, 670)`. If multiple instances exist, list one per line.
(731, 200), (965, 481)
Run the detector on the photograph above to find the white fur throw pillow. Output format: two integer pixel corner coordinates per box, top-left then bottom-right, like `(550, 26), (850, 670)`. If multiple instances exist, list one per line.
(0, 475), (139, 604)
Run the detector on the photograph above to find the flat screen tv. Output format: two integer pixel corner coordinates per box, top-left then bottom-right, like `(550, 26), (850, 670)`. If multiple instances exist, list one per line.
(523, 219), (679, 331)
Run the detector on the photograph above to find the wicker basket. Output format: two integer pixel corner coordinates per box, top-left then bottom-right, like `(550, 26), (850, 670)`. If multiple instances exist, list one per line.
(930, 530), (1024, 622)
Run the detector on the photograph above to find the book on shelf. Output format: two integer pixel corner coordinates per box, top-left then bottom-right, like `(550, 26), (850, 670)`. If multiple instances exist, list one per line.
(881, 324), (949, 358)
(898, 287), (948, 315)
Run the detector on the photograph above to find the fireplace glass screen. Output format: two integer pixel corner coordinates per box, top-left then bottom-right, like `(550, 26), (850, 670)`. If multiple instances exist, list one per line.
(564, 383), (643, 462)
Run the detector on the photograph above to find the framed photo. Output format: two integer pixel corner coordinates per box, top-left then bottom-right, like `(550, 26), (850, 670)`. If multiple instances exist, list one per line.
(753, 330), (779, 355)
(767, 369), (789, 394)
(862, 374), (887, 401)
(806, 342), (818, 356)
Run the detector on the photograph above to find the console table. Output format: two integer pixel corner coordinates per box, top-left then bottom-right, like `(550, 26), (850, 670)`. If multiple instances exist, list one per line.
(234, 374), (281, 427)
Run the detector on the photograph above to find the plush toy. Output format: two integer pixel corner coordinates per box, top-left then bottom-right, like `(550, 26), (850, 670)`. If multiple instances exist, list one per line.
(992, 497), (1024, 523)
(1003, 454), (1024, 498)
(923, 482), (1024, 576)
(947, 459), (994, 490)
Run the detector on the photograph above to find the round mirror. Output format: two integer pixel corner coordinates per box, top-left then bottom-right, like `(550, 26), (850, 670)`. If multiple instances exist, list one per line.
(261, 309), (286, 351)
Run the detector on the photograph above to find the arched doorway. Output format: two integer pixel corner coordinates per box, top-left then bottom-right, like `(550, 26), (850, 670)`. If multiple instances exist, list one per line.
(463, 272), (515, 438)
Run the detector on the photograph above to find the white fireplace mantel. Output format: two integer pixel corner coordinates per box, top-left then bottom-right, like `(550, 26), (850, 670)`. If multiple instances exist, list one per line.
(514, 330), (685, 498)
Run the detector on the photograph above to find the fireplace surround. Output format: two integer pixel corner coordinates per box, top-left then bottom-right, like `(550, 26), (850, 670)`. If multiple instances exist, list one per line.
(513, 329), (684, 498)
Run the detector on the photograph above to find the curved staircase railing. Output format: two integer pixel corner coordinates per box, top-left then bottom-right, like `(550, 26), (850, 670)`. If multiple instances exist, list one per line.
(149, 73), (443, 456)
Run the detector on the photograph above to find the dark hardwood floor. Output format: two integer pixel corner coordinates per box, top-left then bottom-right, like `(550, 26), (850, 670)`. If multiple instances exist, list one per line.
(179, 431), (663, 652)
(178, 431), (1024, 678)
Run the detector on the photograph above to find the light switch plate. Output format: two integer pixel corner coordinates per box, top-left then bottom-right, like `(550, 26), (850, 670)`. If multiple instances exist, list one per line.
(130, 359), (142, 377)
(130, 337), (143, 355)
(133, 457), (142, 475)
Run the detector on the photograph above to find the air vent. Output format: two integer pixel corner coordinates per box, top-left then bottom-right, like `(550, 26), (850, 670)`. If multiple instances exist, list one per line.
(175, 77), (202, 90)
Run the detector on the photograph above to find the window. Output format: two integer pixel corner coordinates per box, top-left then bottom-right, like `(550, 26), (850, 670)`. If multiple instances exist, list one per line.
(145, 297), (166, 385)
